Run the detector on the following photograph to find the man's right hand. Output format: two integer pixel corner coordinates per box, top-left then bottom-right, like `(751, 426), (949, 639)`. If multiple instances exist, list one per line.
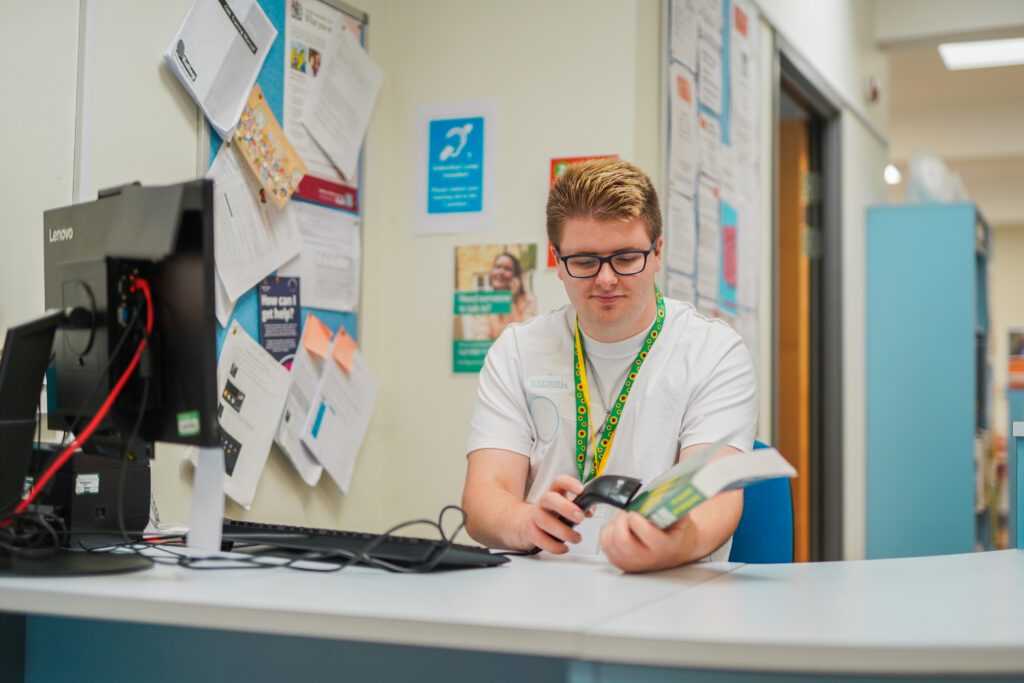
(516, 474), (587, 553)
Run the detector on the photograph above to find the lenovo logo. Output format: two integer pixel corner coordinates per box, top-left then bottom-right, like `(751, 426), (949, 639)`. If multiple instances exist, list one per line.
(48, 227), (74, 243)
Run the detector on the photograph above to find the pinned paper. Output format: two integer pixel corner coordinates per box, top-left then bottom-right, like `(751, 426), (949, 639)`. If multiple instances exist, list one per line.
(214, 321), (291, 508)
(301, 345), (376, 493)
(164, 0), (277, 139)
(258, 276), (300, 366)
(275, 313), (333, 486)
(300, 24), (383, 182)
(301, 313), (333, 360)
(207, 143), (302, 303)
(332, 328), (357, 373)
(233, 85), (307, 209)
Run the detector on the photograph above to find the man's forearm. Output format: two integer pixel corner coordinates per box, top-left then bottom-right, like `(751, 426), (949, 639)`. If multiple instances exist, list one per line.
(462, 484), (532, 550)
(673, 489), (743, 565)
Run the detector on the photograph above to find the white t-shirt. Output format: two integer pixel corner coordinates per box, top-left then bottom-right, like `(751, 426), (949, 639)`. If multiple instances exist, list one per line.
(466, 297), (758, 560)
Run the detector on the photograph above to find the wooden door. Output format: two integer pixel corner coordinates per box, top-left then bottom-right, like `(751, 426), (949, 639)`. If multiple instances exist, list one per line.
(777, 118), (811, 562)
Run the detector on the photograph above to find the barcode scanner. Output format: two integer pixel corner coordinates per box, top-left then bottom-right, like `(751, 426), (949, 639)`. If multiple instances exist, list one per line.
(557, 474), (643, 525)
(520, 475), (643, 556)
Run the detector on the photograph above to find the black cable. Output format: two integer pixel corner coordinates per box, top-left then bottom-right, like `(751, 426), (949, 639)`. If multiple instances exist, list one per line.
(57, 300), (144, 451)
(117, 377), (150, 544)
(76, 505), (473, 574)
(0, 304), (147, 520)
(36, 392), (42, 453)
(0, 293), (148, 559)
(0, 508), (69, 560)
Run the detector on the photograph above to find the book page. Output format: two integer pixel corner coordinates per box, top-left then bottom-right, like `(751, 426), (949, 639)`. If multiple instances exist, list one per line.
(628, 440), (795, 530)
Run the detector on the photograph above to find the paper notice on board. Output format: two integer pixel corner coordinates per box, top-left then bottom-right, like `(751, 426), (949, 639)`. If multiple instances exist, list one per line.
(208, 143), (302, 303)
(667, 271), (696, 303)
(277, 202), (361, 312)
(697, 175), (720, 298)
(669, 63), (698, 197)
(301, 343), (376, 493)
(670, 0), (698, 70)
(719, 201), (739, 314)
(667, 192), (697, 276)
(301, 24), (383, 182)
(737, 167), (761, 310)
(215, 271), (235, 327)
(698, 0), (723, 43)
(731, 0), (758, 164)
(164, 0), (277, 139)
(258, 276), (301, 365)
(719, 143), (737, 203)
(698, 113), (722, 182)
(233, 85), (307, 209)
(285, 0), (362, 209)
(698, 37), (723, 116)
(274, 314), (332, 486)
(213, 321), (290, 508)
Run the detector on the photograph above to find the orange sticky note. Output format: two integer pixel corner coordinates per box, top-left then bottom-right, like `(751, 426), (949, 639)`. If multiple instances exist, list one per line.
(302, 314), (332, 360)
(332, 327), (357, 373)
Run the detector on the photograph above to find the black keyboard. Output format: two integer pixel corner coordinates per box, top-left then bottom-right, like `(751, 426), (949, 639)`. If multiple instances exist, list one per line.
(221, 519), (508, 571)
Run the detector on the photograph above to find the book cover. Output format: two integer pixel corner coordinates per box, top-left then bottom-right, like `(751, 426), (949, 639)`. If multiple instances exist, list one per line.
(627, 441), (796, 529)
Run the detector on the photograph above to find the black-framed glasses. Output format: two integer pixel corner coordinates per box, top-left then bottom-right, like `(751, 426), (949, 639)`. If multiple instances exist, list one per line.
(555, 241), (657, 279)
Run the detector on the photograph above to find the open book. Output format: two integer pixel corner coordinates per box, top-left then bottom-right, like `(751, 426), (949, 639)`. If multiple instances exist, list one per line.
(625, 439), (796, 529)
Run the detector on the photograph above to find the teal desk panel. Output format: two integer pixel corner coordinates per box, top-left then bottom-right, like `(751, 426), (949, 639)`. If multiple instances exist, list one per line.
(27, 617), (1024, 683)
(866, 203), (977, 558)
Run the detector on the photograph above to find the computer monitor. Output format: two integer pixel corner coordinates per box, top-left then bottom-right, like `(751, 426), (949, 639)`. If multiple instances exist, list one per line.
(0, 179), (220, 575)
(42, 180), (220, 453)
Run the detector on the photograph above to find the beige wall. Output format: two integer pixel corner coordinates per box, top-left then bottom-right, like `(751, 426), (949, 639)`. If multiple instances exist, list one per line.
(0, 3), (79, 332)
(757, 0), (889, 134)
(146, 0), (665, 531)
(2, 1), (891, 557)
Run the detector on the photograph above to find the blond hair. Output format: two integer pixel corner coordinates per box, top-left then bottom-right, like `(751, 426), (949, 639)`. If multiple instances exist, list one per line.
(545, 158), (662, 247)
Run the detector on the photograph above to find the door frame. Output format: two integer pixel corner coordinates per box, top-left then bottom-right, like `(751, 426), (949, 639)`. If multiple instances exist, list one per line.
(773, 44), (844, 562)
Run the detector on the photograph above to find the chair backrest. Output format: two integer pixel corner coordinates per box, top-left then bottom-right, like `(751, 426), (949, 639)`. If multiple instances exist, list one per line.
(727, 440), (794, 563)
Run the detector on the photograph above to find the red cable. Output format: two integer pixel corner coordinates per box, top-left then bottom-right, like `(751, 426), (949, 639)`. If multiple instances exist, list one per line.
(8, 277), (154, 520)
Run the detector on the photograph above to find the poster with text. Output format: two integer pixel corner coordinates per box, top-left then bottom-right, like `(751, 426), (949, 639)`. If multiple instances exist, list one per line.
(453, 243), (538, 373)
(285, 0), (362, 211)
(414, 100), (497, 235)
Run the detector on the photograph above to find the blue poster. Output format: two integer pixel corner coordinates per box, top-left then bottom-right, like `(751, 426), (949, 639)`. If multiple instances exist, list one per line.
(258, 276), (301, 367)
(719, 200), (738, 315)
(427, 116), (485, 214)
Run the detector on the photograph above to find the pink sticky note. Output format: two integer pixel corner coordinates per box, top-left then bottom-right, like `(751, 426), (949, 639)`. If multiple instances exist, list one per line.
(302, 314), (332, 360)
(332, 327), (357, 373)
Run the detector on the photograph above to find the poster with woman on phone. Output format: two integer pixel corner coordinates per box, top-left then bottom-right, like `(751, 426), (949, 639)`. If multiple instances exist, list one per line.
(453, 243), (538, 373)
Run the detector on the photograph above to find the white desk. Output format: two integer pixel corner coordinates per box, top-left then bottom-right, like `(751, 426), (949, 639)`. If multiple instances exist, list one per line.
(590, 550), (1024, 675)
(0, 553), (735, 660)
(1, 551), (1023, 681)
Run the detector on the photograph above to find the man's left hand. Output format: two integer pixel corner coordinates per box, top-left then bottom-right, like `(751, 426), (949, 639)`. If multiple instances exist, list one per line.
(599, 511), (695, 573)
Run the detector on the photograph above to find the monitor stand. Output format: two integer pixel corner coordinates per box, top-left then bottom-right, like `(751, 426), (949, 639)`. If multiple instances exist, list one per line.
(187, 446), (225, 552)
(0, 310), (152, 576)
(0, 549), (152, 576)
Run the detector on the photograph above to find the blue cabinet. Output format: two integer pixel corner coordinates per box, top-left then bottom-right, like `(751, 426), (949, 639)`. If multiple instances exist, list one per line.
(866, 203), (989, 559)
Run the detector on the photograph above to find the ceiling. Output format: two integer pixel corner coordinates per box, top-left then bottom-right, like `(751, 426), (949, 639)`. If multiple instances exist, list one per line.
(884, 30), (1024, 227)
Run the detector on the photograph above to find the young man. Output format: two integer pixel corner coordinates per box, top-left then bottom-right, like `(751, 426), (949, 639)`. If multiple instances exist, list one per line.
(461, 159), (757, 573)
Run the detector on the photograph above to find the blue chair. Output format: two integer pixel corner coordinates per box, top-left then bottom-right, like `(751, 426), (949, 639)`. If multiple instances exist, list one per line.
(727, 440), (794, 563)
